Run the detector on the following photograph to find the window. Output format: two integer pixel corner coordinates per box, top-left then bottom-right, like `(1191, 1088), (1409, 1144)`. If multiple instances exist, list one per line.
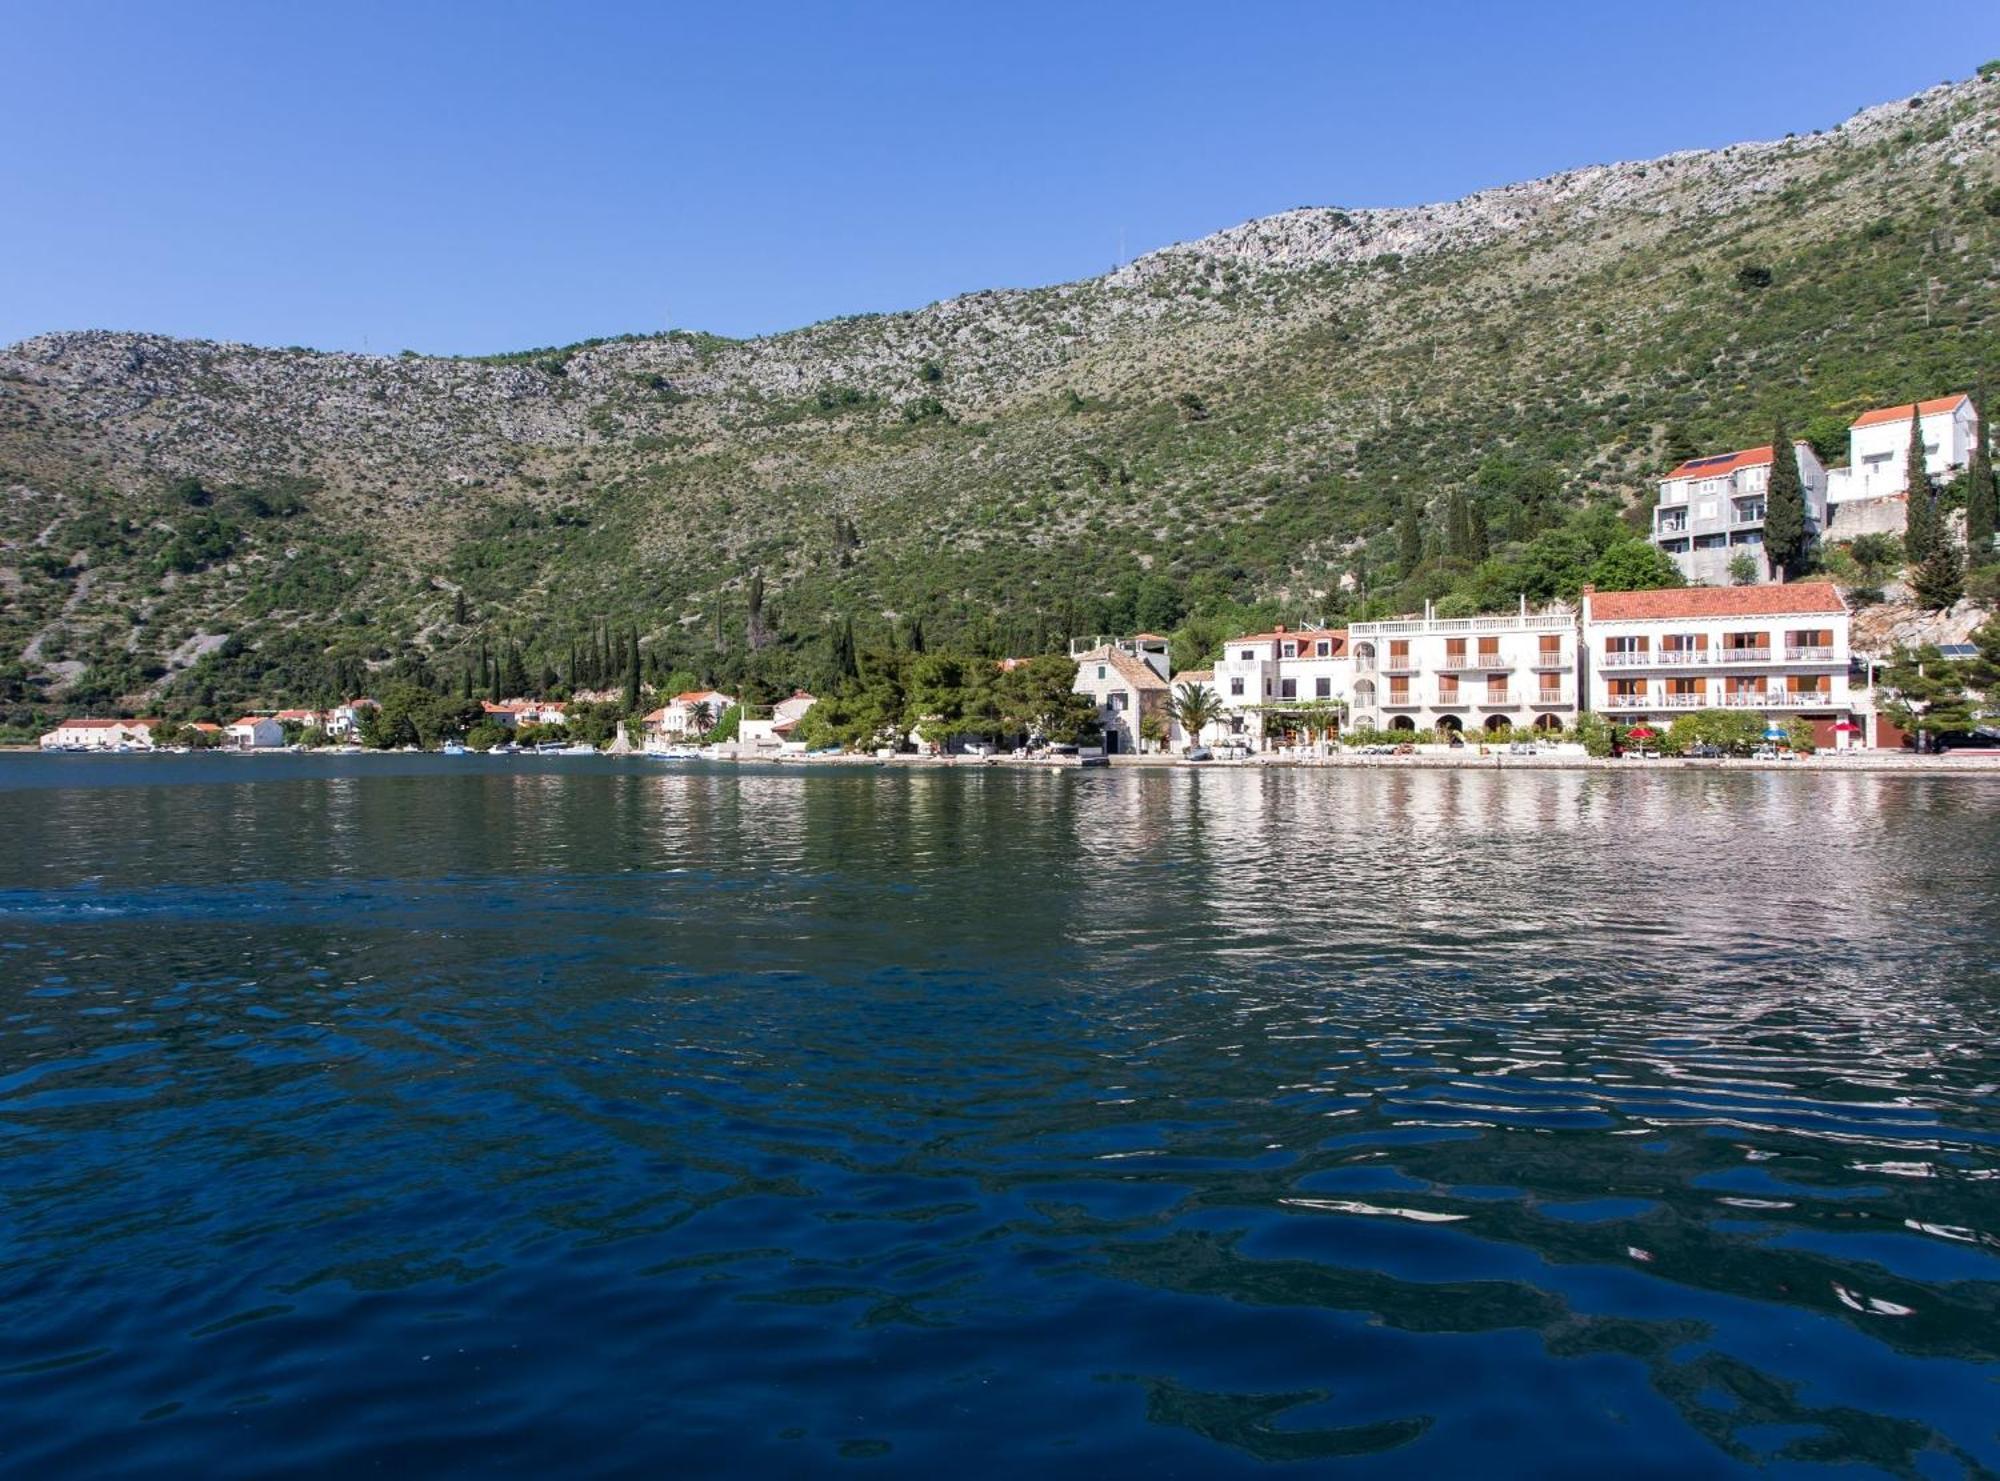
(1315, 641), (1330, 657)
(1279, 679), (1297, 700)
(1695, 534), (1727, 549)
(1097, 666), (1106, 680)
(1734, 498), (1765, 522)
(1281, 642), (1297, 658)
(1315, 676), (1331, 699)
(1230, 677), (1244, 697)
(1239, 650), (1254, 661)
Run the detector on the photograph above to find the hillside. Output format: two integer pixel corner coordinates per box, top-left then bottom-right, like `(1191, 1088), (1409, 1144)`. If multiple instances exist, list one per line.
(3, 69), (1998, 719)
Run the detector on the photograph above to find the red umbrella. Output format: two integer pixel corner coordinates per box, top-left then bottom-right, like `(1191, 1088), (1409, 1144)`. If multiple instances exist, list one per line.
(1627, 726), (1657, 740)
(1832, 721), (1861, 733)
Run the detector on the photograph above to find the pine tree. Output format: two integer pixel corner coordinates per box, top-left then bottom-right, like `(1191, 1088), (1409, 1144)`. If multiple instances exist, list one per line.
(1912, 539), (1964, 612)
(1965, 388), (1995, 559)
(1397, 493), (1423, 577)
(1902, 409), (1937, 565)
(1761, 419), (1807, 578)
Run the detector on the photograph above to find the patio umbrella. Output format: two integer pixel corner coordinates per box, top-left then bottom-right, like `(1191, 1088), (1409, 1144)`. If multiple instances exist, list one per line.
(1627, 726), (1656, 740)
(1832, 720), (1861, 733)
(1764, 724), (1787, 740)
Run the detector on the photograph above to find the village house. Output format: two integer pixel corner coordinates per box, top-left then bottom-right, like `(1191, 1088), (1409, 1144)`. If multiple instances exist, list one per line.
(37, 717), (161, 751)
(273, 707), (325, 732)
(1166, 668), (1215, 748)
(643, 689), (734, 742)
(1207, 626), (1352, 750)
(225, 716), (286, 750)
(479, 699), (569, 730)
(1069, 636), (1172, 754)
(737, 690), (817, 751)
(1579, 582), (1857, 747)
(1348, 603), (1580, 739)
(1650, 442), (1828, 585)
(325, 699), (376, 740)
(1824, 393), (1980, 535)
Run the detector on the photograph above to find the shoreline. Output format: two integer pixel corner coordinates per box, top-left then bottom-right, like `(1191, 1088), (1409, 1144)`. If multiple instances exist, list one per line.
(7, 745), (1997, 775)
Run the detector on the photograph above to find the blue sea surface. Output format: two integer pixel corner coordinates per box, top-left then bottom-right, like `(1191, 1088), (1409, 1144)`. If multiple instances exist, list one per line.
(0, 754), (1996, 1476)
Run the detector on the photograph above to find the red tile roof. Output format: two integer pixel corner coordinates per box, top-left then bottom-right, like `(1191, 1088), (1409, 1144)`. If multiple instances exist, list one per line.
(1173, 669), (1215, 684)
(1664, 446), (1774, 481)
(1075, 644), (1169, 692)
(1588, 582), (1846, 621)
(1850, 394), (1969, 429)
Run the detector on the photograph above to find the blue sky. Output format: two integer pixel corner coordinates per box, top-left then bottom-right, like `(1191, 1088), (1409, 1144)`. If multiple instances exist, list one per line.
(4, 2), (1996, 355)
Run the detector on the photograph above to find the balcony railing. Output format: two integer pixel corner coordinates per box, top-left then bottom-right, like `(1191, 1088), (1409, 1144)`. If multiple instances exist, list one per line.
(1380, 660), (1420, 675)
(1598, 650), (1653, 668)
(1529, 653), (1573, 670)
(1350, 613), (1573, 637)
(1436, 653), (1510, 672)
(1605, 693), (1651, 709)
(1784, 645), (1836, 662)
(1528, 689), (1570, 707)
(1433, 692), (1470, 709)
(1381, 692), (1421, 708)
(1477, 691), (1519, 707)
(1716, 647), (1774, 665)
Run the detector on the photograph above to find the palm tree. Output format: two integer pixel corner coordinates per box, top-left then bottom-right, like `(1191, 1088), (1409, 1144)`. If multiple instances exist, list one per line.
(1168, 682), (1222, 752)
(689, 700), (714, 736)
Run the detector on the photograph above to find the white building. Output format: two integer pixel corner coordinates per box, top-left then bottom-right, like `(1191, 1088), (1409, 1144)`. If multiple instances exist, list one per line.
(643, 689), (735, 742)
(1348, 604), (1580, 739)
(225, 716), (286, 749)
(738, 690), (817, 752)
(38, 718), (160, 751)
(325, 700), (376, 740)
(1070, 637), (1172, 755)
(1826, 393), (1979, 507)
(1651, 442), (1828, 585)
(1579, 582), (1856, 746)
(1207, 626), (1353, 751)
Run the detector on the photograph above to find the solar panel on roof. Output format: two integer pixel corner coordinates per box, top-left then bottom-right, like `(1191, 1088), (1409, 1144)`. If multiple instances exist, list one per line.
(1937, 644), (1977, 658)
(1681, 453), (1737, 469)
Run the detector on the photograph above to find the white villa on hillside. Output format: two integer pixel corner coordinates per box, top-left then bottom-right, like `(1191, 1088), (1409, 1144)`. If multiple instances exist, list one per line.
(479, 699), (568, 730)
(1348, 603), (1579, 738)
(1579, 582), (1855, 746)
(225, 716), (285, 749)
(1207, 626), (1353, 750)
(1651, 442), (1828, 585)
(1070, 636), (1172, 754)
(326, 699), (376, 740)
(1824, 394), (1981, 538)
(643, 689), (734, 741)
(738, 690), (817, 751)
(38, 718), (161, 751)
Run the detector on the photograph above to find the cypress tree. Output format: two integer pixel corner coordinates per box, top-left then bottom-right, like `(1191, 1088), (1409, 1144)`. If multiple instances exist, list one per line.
(622, 630), (641, 712)
(745, 572), (767, 652)
(832, 616), (859, 680)
(1445, 489), (1475, 561)
(452, 589), (468, 626)
(1902, 409), (1937, 565)
(1397, 493), (1423, 577)
(1965, 389), (1995, 559)
(1761, 420), (1807, 578)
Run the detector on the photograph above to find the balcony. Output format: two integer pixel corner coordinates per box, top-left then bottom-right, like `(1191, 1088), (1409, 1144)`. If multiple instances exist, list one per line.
(1436, 652), (1510, 673)
(1652, 690), (1711, 709)
(1433, 691), (1471, 709)
(1716, 647), (1774, 665)
(1381, 692), (1422, 709)
(1598, 650), (1653, 668)
(1529, 653), (1573, 671)
(1528, 689), (1570, 707)
(1474, 691), (1519, 708)
(1722, 690), (1831, 709)
(1784, 646), (1836, 663)
(1380, 660), (1421, 676)
(1605, 692), (1651, 710)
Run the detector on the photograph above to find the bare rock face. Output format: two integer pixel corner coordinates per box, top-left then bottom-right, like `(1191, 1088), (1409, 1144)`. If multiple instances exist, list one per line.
(1850, 600), (1993, 655)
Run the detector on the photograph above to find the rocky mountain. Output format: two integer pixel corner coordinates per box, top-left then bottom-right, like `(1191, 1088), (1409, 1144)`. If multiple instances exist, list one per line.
(2, 69), (1997, 718)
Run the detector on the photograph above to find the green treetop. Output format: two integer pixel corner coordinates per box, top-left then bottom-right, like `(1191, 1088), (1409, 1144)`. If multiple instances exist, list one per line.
(1965, 388), (1996, 559)
(1903, 409), (1940, 565)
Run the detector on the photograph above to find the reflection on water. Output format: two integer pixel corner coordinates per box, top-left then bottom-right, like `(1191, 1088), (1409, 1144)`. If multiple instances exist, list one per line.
(0, 755), (1996, 1475)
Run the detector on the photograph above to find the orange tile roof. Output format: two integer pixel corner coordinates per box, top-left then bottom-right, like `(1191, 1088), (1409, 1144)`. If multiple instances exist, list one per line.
(1664, 446), (1774, 481)
(1076, 644), (1168, 692)
(1588, 582), (1846, 621)
(1174, 669), (1215, 684)
(1850, 394), (1969, 429)
(672, 689), (729, 703)
(1228, 627), (1349, 652)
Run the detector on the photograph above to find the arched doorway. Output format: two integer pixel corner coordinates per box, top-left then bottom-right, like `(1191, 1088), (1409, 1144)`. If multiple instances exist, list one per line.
(1354, 642), (1376, 669)
(1354, 680), (1375, 708)
(1532, 713), (1561, 733)
(1482, 715), (1511, 734)
(1437, 715), (1464, 747)
(1389, 715), (1415, 732)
